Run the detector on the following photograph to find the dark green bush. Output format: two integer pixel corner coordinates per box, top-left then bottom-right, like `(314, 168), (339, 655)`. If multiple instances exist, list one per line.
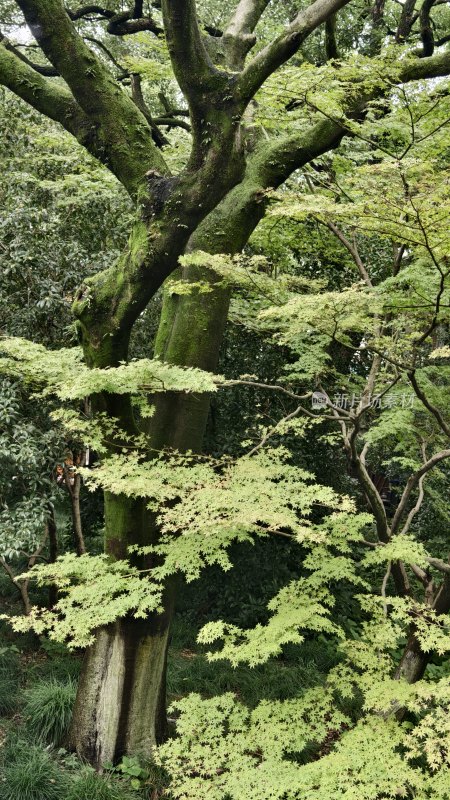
(0, 645), (20, 715)
(33, 639), (82, 681)
(24, 678), (77, 744)
(0, 676), (19, 715)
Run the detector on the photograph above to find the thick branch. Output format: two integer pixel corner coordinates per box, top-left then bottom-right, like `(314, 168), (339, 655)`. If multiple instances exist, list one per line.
(427, 558), (450, 575)
(67, 4), (163, 34)
(161, 0), (226, 106)
(223, 0), (271, 68)
(106, 11), (163, 36)
(67, 4), (116, 20)
(325, 14), (339, 60)
(1, 37), (58, 75)
(420, 0), (436, 56)
(0, 38), (112, 162)
(16, 0), (167, 194)
(368, 0), (386, 55)
(237, 0), (352, 103)
(396, 0), (418, 42)
(398, 49), (450, 81)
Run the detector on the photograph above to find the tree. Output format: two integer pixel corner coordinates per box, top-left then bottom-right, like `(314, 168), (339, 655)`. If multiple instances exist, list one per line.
(1, 0), (450, 770)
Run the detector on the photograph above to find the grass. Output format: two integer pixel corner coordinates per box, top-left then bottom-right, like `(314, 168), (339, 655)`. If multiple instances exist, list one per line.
(167, 641), (335, 707)
(0, 744), (70, 800)
(24, 678), (77, 745)
(66, 769), (137, 800)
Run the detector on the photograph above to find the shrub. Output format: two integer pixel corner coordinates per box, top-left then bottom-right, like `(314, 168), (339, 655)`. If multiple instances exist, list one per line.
(0, 645), (20, 715)
(0, 644), (20, 678)
(0, 745), (69, 800)
(33, 639), (82, 681)
(24, 678), (77, 744)
(66, 770), (137, 800)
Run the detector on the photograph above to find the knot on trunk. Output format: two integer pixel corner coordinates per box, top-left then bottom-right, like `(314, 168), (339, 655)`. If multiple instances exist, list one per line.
(142, 172), (180, 220)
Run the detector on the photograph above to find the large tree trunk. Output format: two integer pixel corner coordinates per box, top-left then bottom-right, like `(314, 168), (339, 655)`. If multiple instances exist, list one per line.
(66, 107), (334, 759)
(68, 606), (174, 766)
(69, 276), (230, 765)
(69, 492), (176, 765)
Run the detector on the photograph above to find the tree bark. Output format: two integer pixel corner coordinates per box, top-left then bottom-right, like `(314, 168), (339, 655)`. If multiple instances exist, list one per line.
(47, 506), (58, 608)
(68, 600), (175, 766)
(394, 575), (450, 710)
(69, 489), (176, 765)
(66, 470), (86, 557)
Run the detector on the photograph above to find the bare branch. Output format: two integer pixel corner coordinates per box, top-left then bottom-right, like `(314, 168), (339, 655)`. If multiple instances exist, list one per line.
(84, 35), (129, 78)
(223, 379), (311, 403)
(246, 404), (304, 456)
(224, 0), (271, 68)
(391, 449), (450, 535)
(318, 217), (373, 286)
(399, 470), (425, 535)
(161, 0), (227, 107)
(130, 73), (170, 147)
(408, 371), (450, 439)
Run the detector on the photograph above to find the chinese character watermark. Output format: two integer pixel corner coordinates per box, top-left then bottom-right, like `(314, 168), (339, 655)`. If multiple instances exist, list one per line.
(312, 391), (415, 411)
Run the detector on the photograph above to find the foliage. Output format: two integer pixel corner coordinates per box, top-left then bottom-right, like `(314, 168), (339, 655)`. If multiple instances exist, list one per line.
(0, 377), (60, 559)
(0, 338), (221, 402)
(0, 643), (20, 714)
(4, 554), (162, 647)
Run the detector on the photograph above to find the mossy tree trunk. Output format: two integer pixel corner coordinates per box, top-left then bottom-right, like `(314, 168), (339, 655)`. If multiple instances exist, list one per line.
(66, 74), (419, 767)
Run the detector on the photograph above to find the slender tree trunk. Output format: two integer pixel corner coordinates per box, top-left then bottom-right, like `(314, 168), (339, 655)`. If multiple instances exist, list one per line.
(65, 467), (86, 556)
(47, 506), (58, 607)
